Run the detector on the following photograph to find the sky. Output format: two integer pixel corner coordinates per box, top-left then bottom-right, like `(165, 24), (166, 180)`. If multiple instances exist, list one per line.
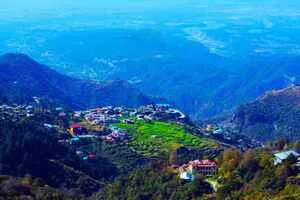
(0, 0), (197, 20)
(3, 0), (300, 14)
(1, 0), (300, 21)
(1, 0), (188, 11)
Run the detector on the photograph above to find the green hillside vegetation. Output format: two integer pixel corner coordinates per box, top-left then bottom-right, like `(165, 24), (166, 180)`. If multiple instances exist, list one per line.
(94, 162), (214, 200)
(0, 117), (117, 197)
(233, 86), (300, 142)
(93, 141), (300, 200)
(116, 119), (217, 157)
(0, 175), (75, 200)
(72, 140), (147, 175)
(216, 144), (300, 200)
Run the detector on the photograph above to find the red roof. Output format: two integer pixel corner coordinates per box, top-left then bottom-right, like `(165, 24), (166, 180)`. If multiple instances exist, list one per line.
(70, 123), (83, 129)
(88, 153), (96, 160)
(189, 159), (217, 167)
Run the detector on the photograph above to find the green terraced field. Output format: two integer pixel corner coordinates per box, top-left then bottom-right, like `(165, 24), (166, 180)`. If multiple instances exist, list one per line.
(116, 119), (217, 157)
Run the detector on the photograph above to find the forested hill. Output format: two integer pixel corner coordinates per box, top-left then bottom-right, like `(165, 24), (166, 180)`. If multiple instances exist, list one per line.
(0, 116), (115, 197)
(232, 86), (300, 142)
(0, 53), (151, 108)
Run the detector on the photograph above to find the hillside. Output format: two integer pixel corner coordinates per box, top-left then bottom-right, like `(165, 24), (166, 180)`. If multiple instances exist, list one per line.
(0, 99), (298, 199)
(216, 146), (300, 200)
(116, 119), (217, 157)
(0, 53), (151, 108)
(0, 175), (73, 200)
(0, 117), (114, 197)
(232, 86), (300, 142)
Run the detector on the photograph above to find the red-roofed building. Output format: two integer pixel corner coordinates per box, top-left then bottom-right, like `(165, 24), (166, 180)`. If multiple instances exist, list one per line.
(69, 123), (87, 136)
(70, 123), (82, 129)
(88, 152), (96, 160)
(188, 159), (217, 176)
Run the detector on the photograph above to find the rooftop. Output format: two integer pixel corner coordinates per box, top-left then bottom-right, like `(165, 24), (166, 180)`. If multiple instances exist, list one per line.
(189, 159), (217, 167)
(274, 150), (300, 160)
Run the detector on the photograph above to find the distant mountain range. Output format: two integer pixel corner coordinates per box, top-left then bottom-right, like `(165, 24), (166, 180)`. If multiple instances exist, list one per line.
(3, 22), (300, 119)
(232, 86), (300, 142)
(0, 53), (151, 108)
(111, 55), (300, 120)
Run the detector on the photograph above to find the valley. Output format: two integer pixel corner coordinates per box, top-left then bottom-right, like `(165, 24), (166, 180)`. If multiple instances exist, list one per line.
(1, 1), (300, 199)
(2, 1), (300, 118)
(1, 95), (299, 199)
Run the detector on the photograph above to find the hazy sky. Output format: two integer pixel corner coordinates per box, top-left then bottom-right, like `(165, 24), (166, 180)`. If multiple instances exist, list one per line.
(3, 0), (299, 12)
(0, 0), (194, 20)
(1, 0), (300, 67)
(1, 0), (187, 10)
(1, 0), (300, 21)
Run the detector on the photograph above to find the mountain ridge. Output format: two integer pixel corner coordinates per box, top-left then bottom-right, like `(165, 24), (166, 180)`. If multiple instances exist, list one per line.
(0, 53), (151, 108)
(232, 85), (300, 142)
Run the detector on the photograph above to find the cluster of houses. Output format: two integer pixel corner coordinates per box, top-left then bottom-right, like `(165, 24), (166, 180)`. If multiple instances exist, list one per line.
(136, 104), (186, 123)
(0, 104), (35, 120)
(58, 121), (128, 145)
(61, 104), (188, 161)
(57, 122), (130, 160)
(75, 106), (123, 125)
(66, 122), (129, 143)
(178, 159), (218, 181)
(99, 127), (129, 143)
(70, 104), (188, 142)
(73, 104), (186, 126)
(69, 123), (88, 136)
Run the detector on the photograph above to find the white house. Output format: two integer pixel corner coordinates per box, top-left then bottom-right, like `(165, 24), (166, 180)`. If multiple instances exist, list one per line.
(273, 150), (300, 165)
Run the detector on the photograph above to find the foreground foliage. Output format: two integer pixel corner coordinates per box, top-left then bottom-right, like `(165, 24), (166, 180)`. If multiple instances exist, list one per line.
(0, 117), (115, 197)
(217, 146), (300, 200)
(0, 175), (75, 200)
(94, 162), (214, 200)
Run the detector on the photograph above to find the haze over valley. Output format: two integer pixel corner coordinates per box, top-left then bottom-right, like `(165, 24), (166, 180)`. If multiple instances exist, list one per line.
(2, 1), (300, 200)
(1, 0), (300, 118)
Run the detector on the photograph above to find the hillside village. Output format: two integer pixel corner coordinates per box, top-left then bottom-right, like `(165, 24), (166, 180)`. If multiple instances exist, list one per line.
(68, 104), (187, 144)
(0, 102), (256, 149)
(1, 101), (299, 185)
